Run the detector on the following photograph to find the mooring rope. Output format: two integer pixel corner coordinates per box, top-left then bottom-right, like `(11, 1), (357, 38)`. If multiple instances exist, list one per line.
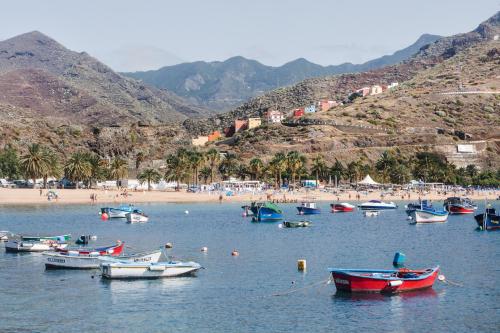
(261, 277), (332, 298)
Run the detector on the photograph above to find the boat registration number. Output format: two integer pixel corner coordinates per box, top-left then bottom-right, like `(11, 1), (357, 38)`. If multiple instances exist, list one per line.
(335, 278), (349, 285)
(47, 258), (65, 263)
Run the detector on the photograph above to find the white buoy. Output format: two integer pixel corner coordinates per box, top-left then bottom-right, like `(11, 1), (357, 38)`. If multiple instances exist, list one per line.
(201, 246), (208, 252)
(90, 235), (97, 240)
(438, 274), (446, 281)
(278, 224), (283, 228)
(185, 210), (189, 215)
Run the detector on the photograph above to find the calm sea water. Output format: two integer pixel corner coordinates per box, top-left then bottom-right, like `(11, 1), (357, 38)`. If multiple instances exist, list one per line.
(0, 201), (498, 333)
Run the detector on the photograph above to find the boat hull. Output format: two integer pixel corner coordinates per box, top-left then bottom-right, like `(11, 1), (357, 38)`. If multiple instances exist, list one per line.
(296, 206), (321, 215)
(282, 221), (311, 228)
(255, 207), (283, 222)
(330, 267), (439, 293)
(5, 241), (68, 252)
(100, 261), (201, 279)
(446, 205), (475, 214)
(126, 213), (149, 223)
(43, 250), (162, 269)
(331, 204), (354, 213)
(474, 213), (500, 230)
(359, 202), (397, 210)
(410, 210), (448, 223)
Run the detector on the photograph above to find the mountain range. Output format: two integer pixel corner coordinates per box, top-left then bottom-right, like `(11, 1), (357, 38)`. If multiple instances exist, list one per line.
(124, 34), (441, 111)
(0, 31), (211, 127)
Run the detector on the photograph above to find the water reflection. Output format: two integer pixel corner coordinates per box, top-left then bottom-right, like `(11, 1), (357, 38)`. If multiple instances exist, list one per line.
(332, 288), (438, 302)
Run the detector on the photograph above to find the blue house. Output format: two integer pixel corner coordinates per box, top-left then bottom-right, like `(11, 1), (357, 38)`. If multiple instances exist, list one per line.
(304, 105), (316, 113)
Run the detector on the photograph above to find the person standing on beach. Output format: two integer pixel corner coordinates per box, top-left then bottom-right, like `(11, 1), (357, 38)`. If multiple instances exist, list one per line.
(219, 194), (223, 203)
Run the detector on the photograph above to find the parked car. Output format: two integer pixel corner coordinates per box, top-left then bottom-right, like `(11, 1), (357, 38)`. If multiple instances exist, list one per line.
(0, 179), (15, 188)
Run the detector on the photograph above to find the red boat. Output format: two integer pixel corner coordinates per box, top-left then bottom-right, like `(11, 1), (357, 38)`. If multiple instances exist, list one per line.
(56, 240), (124, 256)
(444, 197), (477, 214)
(331, 202), (355, 213)
(329, 266), (440, 293)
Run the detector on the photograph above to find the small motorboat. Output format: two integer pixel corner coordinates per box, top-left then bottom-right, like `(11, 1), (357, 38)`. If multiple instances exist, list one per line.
(296, 201), (321, 215)
(43, 248), (162, 269)
(474, 207), (500, 231)
(250, 202), (283, 222)
(100, 260), (202, 279)
(0, 231), (10, 241)
(241, 205), (254, 217)
(410, 209), (448, 223)
(100, 205), (136, 218)
(359, 200), (397, 210)
(282, 220), (312, 228)
(331, 203), (355, 213)
(329, 266), (440, 293)
(126, 210), (149, 223)
(364, 210), (379, 217)
(405, 200), (433, 214)
(5, 239), (68, 252)
(56, 241), (124, 256)
(20, 234), (71, 242)
(443, 197), (477, 214)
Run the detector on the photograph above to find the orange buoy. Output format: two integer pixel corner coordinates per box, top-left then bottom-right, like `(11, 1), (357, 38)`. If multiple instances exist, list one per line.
(101, 213), (108, 221)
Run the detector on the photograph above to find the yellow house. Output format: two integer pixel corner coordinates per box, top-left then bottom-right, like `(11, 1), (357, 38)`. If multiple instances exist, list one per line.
(247, 117), (262, 129)
(192, 136), (209, 146)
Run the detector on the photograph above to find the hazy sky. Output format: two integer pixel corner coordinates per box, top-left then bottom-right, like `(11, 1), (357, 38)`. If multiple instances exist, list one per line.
(1, 0), (498, 71)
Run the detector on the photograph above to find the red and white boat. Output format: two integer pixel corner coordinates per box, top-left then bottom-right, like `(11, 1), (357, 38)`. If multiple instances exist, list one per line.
(329, 266), (440, 293)
(331, 202), (355, 213)
(56, 241), (124, 256)
(443, 197), (477, 214)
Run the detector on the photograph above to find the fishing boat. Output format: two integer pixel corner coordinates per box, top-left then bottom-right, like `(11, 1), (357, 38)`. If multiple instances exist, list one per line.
(282, 220), (312, 228)
(5, 239), (68, 252)
(100, 260), (202, 279)
(358, 200), (397, 210)
(241, 205), (254, 217)
(331, 203), (355, 213)
(405, 200), (433, 214)
(410, 209), (448, 223)
(100, 205), (136, 218)
(249, 202), (283, 222)
(126, 211), (149, 223)
(443, 197), (477, 214)
(296, 201), (321, 215)
(43, 249), (162, 269)
(56, 241), (124, 256)
(474, 207), (500, 231)
(364, 210), (379, 217)
(20, 234), (71, 242)
(329, 266), (440, 293)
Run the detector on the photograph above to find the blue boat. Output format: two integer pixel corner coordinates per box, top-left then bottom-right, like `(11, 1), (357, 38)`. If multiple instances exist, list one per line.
(101, 204), (138, 218)
(250, 202), (283, 222)
(474, 207), (500, 231)
(297, 201), (321, 215)
(406, 200), (433, 215)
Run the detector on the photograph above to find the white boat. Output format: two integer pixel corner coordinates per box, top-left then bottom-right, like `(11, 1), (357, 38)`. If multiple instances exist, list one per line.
(0, 231), (10, 241)
(100, 260), (202, 279)
(126, 212), (149, 223)
(364, 210), (380, 217)
(5, 240), (68, 252)
(359, 200), (397, 210)
(101, 205), (136, 218)
(410, 209), (448, 223)
(43, 249), (162, 269)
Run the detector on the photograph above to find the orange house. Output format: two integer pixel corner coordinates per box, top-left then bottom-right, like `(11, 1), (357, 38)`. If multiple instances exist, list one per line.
(208, 131), (221, 142)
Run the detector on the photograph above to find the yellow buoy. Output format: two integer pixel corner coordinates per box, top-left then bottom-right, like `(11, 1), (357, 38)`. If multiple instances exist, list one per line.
(297, 259), (306, 271)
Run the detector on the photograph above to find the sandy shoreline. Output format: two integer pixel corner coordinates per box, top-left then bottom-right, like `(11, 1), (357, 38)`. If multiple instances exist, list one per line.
(0, 188), (498, 206)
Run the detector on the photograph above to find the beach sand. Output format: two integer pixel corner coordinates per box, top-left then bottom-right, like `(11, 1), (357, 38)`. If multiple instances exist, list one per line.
(0, 188), (498, 206)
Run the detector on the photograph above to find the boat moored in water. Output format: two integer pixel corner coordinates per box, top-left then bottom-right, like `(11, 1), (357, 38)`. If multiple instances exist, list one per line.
(443, 197), (477, 214)
(100, 205), (136, 218)
(296, 201), (321, 215)
(100, 260), (202, 279)
(329, 266), (440, 293)
(364, 210), (380, 217)
(410, 209), (449, 223)
(126, 211), (149, 223)
(405, 200), (433, 214)
(249, 202), (283, 222)
(56, 241), (124, 256)
(5, 239), (68, 252)
(43, 248), (162, 269)
(359, 200), (397, 210)
(331, 203), (355, 213)
(282, 220), (312, 228)
(474, 207), (500, 230)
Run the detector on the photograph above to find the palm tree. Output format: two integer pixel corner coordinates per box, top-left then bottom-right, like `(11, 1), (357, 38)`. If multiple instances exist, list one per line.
(109, 157), (129, 188)
(138, 168), (161, 191)
(330, 159), (344, 187)
(188, 150), (204, 186)
(135, 151), (145, 171)
(199, 166), (211, 184)
(346, 161), (359, 183)
(164, 148), (191, 190)
(205, 148), (220, 183)
(375, 151), (395, 183)
(269, 153), (287, 188)
(236, 163), (249, 180)
(43, 150), (62, 188)
(218, 153), (238, 180)
(64, 152), (92, 189)
(286, 151), (306, 186)
(310, 155), (327, 188)
(20, 143), (50, 188)
(249, 158), (264, 180)
(84, 153), (107, 188)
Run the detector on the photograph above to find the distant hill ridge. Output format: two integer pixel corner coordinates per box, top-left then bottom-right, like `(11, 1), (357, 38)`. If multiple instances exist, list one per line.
(124, 34), (441, 111)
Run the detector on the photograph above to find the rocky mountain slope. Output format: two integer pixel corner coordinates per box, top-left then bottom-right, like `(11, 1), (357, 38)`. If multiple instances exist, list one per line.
(124, 34), (440, 111)
(0, 31), (211, 126)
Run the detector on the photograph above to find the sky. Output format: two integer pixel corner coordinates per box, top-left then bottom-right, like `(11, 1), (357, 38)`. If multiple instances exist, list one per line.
(0, 0), (498, 71)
